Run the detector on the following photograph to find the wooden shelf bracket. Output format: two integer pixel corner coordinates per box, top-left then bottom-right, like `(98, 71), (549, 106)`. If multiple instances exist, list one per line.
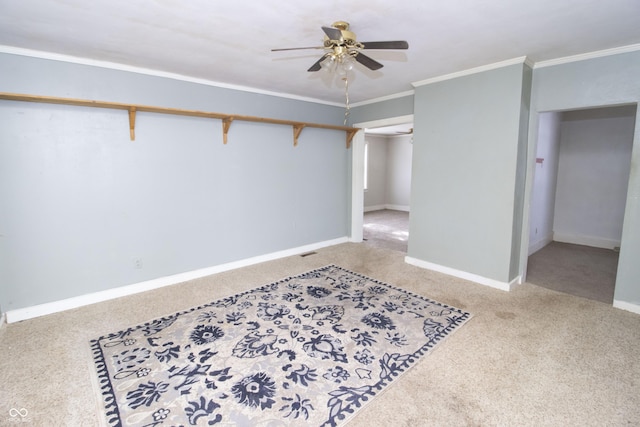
(292, 124), (305, 147)
(346, 129), (358, 149)
(222, 117), (234, 145)
(128, 107), (137, 141)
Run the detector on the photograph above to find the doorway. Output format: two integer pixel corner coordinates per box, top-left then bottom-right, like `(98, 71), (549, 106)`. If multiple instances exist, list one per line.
(351, 115), (413, 245)
(361, 124), (412, 253)
(525, 105), (636, 303)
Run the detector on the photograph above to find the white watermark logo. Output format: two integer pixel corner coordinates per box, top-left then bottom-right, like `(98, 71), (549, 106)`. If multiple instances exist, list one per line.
(7, 408), (30, 423)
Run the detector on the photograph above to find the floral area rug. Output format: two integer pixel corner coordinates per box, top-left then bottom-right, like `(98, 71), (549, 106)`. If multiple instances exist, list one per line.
(90, 265), (471, 426)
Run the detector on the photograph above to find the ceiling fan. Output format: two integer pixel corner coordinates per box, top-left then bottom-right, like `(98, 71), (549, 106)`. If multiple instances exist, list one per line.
(271, 21), (409, 73)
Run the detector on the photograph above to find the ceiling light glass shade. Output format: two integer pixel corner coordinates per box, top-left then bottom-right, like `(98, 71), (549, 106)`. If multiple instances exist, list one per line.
(320, 52), (355, 76)
(338, 55), (354, 75)
(320, 54), (337, 72)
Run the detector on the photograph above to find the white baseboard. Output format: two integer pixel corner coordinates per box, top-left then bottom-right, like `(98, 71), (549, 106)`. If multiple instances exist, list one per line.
(5, 237), (349, 324)
(385, 204), (410, 212)
(364, 204), (410, 212)
(613, 300), (640, 315)
(529, 234), (553, 255)
(404, 256), (518, 292)
(553, 232), (620, 250)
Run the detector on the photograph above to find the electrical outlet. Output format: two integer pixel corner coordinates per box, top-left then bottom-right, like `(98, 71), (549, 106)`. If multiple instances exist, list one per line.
(133, 257), (143, 269)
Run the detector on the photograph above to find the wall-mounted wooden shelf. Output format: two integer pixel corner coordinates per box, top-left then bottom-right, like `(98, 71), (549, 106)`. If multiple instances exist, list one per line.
(0, 92), (359, 148)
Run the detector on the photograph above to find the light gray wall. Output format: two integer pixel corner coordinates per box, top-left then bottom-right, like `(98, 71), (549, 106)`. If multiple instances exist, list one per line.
(0, 53), (349, 311)
(409, 63), (529, 283)
(363, 134), (412, 211)
(553, 106), (635, 249)
(363, 135), (388, 209)
(385, 135), (413, 209)
(529, 112), (561, 254)
(348, 95), (415, 125)
(526, 50), (640, 306)
(508, 64), (533, 280)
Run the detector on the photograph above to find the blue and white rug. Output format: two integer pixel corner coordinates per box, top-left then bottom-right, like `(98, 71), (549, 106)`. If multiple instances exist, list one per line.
(91, 265), (471, 426)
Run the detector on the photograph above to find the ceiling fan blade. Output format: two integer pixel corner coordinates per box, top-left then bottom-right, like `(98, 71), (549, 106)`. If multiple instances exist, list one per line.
(361, 41), (409, 50)
(271, 46), (324, 52)
(355, 52), (384, 71)
(307, 55), (327, 72)
(322, 26), (343, 40)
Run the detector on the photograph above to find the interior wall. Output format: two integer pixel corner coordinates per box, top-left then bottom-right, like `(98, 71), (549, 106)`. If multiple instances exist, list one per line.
(508, 63), (533, 280)
(553, 106), (636, 249)
(0, 53), (349, 312)
(385, 135), (413, 210)
(348, 95), (415, 126)
(409, 62), (529, 285)
(529, 112), (562, 254)
(363, 135), (388, 209)
(364, 134), (412, 211)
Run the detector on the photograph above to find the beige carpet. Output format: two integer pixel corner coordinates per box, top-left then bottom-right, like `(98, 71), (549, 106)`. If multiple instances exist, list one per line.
(1, 242), (640, 426)
(527, 241), (619, 304)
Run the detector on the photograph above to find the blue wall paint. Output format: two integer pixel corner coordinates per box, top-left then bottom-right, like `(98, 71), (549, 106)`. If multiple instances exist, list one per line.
(0, 54), (349, 310)
(348, 95), (414, 125)
(409, 63), (527, 283)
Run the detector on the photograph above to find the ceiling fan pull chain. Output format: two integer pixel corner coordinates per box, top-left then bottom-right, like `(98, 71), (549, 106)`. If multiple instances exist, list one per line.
(343, 75), (350, 126)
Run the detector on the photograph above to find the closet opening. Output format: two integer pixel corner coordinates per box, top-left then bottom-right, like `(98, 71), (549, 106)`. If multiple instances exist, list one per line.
(526, 104), (637, 304)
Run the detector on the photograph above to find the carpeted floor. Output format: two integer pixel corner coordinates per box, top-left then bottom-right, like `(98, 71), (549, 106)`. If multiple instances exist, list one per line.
(527, 241), (619, 304)
(363, 209), (618, 305)
(1, 242), (639, 426)
(363, 209), (409, 253)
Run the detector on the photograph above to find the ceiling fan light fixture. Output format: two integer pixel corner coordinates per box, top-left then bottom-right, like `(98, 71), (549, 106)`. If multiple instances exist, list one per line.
(271, 20), (408, 124)
(271, 20), (408, 73)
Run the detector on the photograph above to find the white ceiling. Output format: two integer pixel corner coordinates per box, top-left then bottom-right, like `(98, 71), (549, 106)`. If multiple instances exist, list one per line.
(1, 0), (639, 105)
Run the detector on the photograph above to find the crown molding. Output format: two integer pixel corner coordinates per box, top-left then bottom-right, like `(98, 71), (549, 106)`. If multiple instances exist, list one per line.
(351, 89), (415, 107)
(412, 56), (530, 87)
(0, 45), (344, 107)
(533, 43), (640, 69)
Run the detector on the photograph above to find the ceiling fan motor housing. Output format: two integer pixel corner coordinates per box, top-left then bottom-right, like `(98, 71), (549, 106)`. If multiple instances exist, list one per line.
(326, 21), (357, 45)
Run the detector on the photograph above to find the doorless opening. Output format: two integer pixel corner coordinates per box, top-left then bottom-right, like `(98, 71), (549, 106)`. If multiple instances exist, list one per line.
(351, 115), (413, 244)
(525, 104), (637, 303)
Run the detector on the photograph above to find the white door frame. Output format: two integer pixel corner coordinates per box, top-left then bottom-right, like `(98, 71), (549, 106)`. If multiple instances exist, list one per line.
(350, 114), (414, 242)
